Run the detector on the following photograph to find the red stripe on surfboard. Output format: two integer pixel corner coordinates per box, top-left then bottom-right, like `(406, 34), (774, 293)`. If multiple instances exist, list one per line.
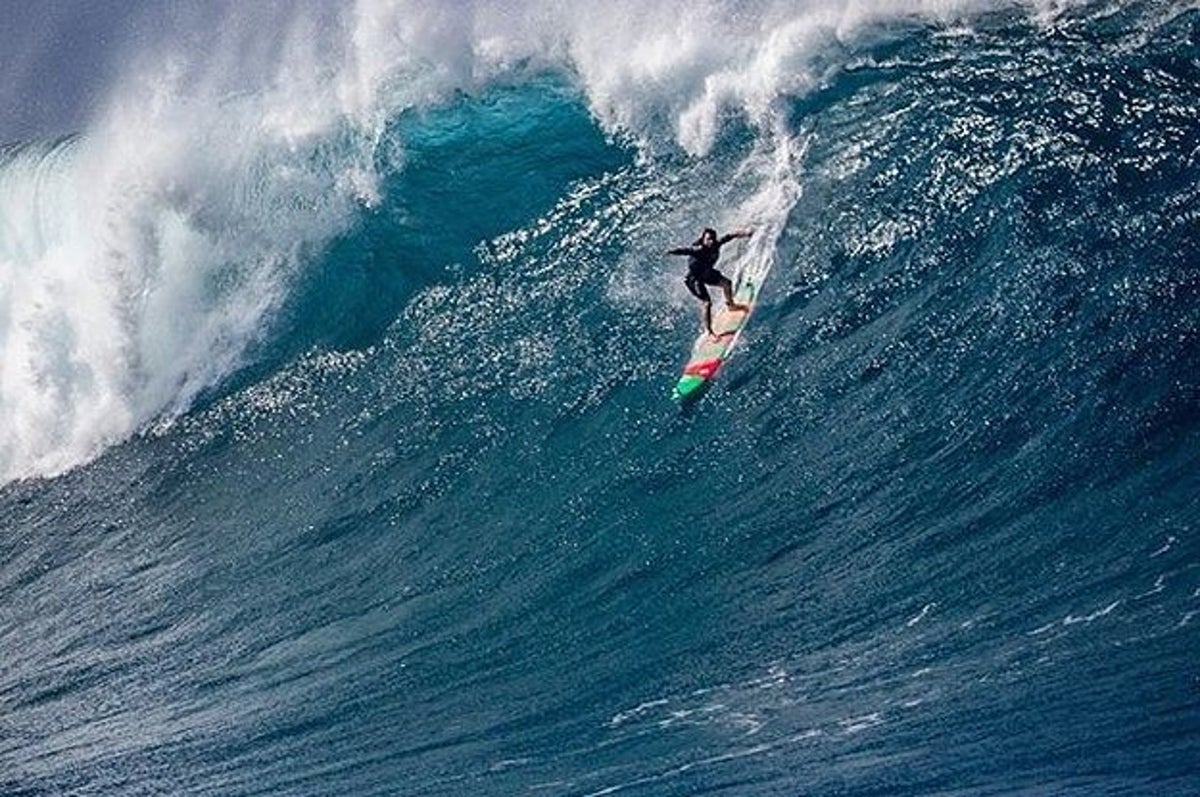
(683, 358), (721, 378)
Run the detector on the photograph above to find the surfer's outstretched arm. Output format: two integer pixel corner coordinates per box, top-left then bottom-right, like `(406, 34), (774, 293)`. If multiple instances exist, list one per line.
(717, 228), (754, 245)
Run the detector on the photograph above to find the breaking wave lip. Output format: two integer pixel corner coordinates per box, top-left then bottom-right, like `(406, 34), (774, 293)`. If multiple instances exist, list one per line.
(0, 0), (1078, 485)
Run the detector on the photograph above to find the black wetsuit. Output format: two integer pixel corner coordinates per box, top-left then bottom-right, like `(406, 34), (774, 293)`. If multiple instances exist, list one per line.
(668, 234), (739, 302)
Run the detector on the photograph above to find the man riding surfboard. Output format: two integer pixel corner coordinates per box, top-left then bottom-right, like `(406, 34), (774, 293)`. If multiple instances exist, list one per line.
(667, 227), (753, 337)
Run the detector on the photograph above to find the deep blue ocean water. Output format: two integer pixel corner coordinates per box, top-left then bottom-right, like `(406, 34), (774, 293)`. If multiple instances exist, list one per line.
(2, 2), (1199, 795)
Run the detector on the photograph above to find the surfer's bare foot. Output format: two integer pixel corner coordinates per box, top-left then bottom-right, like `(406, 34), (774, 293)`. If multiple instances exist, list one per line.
(727, 302), (749, 312)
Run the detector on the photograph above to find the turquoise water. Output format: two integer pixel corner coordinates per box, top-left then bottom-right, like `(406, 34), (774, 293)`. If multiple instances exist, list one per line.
(3, 3), (1199, 794)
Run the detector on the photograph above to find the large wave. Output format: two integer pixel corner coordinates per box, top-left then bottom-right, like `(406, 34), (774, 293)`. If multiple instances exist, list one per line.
(0, 0), (1075, 484)
(4, 2), (1200, 793)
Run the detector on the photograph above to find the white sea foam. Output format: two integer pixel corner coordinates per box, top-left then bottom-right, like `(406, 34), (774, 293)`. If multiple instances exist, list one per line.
(1, 0), (1069, 483)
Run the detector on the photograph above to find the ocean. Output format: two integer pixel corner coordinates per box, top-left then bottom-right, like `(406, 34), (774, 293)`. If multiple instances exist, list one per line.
(2, 1), (1199, 794)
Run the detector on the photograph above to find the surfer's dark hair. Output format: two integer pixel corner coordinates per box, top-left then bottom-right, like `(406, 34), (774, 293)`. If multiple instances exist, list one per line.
(696, 227), (718, 245)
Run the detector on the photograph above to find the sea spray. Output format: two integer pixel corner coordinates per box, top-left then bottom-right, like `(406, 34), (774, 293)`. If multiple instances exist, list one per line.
(0, 0), (1135, 483)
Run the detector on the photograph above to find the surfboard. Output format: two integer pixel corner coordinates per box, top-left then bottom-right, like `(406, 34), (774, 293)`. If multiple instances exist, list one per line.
(672, 278), (759, 402)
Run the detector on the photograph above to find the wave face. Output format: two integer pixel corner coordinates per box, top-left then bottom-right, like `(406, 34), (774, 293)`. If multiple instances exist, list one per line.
(3, 1), (1200, 794)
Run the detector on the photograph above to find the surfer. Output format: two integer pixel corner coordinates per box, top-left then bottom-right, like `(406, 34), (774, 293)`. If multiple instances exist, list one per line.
(667, 227), (754, 337)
